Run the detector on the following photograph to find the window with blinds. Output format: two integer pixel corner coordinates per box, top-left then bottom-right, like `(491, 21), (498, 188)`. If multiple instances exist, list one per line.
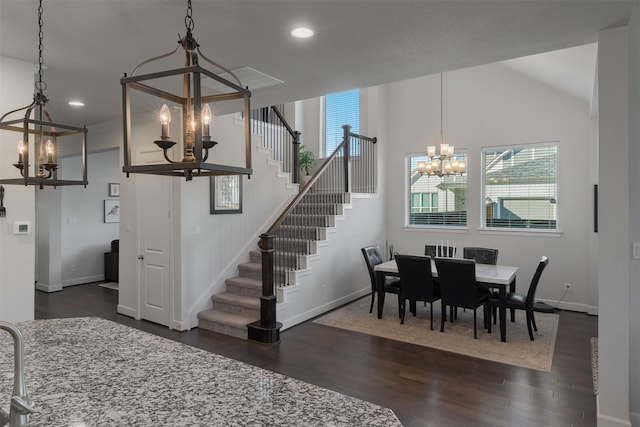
(324, 89), (360, 157)
(407, 153), (468, 227)
(482, 143), (558, 230)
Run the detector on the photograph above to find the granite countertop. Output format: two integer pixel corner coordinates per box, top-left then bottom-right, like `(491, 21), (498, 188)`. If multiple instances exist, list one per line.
(0, 317), (402, 426)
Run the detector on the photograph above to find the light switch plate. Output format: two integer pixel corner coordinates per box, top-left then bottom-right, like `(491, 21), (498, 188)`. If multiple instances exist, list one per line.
(13, 221), (30, 234)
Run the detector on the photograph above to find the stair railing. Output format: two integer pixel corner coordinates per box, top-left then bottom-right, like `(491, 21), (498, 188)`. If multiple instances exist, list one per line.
(248, 125), (377, 344)
(249, 105), (301, 184)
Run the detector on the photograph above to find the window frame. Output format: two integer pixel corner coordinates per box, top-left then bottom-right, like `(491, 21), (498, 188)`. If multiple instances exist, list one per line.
(480, 141), (559, 232)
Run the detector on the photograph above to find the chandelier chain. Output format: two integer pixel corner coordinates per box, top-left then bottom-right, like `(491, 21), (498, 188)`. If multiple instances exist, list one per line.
(36, 0), (46, 92)
(185, 0), (195, 32)
(440, 73), (443, 144)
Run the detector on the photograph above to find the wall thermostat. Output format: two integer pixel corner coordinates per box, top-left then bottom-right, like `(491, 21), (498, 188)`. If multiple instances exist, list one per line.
(13, 221), (30, 235)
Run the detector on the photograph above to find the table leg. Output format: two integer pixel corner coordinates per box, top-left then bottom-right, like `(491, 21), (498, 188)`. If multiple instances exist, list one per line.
(510, 277), (516, 322)
(376, 270), (386, 319)
(499, 285), (507, 342)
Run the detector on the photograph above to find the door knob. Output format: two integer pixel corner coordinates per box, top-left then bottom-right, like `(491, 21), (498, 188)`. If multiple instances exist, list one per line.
(138, 255), (144, 260)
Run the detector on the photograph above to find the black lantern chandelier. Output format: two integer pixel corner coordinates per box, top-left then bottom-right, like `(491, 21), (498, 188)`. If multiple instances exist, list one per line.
(0, 0), (88, 189)
(417, 73), (465, 177)
(121, 0), (252, 181)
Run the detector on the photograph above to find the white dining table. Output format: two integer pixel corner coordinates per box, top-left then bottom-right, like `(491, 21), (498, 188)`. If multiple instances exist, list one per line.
(374, 259), (518, 342)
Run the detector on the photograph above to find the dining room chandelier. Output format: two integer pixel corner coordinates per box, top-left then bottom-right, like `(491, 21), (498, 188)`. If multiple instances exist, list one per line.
(0, 0), (88, 189)
(417, 73), (465, 177)
(120, 0), (252, 181)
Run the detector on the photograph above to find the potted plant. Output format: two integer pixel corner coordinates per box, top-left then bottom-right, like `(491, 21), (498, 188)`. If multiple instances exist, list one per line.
(299, 145), (316, 175)
(299, 145), (316, 186)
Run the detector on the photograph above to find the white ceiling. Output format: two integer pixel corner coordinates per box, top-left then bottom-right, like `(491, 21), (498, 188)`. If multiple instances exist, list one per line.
(0, 1), (634, 127)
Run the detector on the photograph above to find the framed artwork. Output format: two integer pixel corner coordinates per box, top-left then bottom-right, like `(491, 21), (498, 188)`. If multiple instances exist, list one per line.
(104, 199), (120, 223)
(211, 175), (242, 214)
(108, 182), (120, 197)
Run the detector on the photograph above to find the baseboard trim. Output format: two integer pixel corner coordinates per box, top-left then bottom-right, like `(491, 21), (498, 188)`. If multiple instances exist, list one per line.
(596, 395), (633, 427)
(62, 275), (104, 288)
(117, 304), (138, 319)
(277, 287), (370, 330)
(35, 282), (63, 293)
(536, 298), (593, 313)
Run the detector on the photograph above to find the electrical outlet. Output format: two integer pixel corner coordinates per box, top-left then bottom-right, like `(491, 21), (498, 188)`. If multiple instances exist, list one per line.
(565, 283), (571, 290)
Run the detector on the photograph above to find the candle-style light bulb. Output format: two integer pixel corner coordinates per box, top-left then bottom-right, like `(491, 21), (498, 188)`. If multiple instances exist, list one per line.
(17, 140), (25, 164)
(459, 161), (466, 174)
(202, 104), (212, 138)
(160, 104), (171, 139)
(46, 140), (54, 163)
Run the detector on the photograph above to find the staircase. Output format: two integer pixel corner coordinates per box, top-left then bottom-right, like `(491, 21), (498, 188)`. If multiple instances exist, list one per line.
(197, 194), (346, 339)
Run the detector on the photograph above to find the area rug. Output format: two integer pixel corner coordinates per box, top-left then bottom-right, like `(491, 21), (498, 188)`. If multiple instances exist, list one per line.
(314, 297), (559, 372)
(591, 337), (599, 395)
(98, 281), (118, 290)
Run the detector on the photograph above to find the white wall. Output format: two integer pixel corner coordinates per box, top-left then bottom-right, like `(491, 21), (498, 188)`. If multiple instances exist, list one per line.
(597, 26), (632, 427)
(277, 86), (387, 328)
(0, 56), (36, 323)
(60, 149), (120, 286)
(34, 149), (120, 290)
(379, 64), (596, 312)
(179, 120), (299, 329)
(628, 4), (640, 425)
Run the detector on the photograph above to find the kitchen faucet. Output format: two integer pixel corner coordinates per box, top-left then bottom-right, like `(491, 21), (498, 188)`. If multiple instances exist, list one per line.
(0, 322), (35, 427)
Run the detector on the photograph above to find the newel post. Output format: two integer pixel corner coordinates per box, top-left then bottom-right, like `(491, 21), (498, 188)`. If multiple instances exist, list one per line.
(247, 233), (282, 344)
(293, 131), (301, 185)
(342, 124), (351, 193)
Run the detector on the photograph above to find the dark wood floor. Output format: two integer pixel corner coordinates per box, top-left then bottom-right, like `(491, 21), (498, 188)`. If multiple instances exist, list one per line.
(35, 284), (597, 427)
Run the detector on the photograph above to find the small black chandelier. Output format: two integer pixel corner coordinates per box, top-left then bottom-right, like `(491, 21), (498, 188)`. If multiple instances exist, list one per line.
(121, 0), (252, 181)
(0, 0), (88, 189)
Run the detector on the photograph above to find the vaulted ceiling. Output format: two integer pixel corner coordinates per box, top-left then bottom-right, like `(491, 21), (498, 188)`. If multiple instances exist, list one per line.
(0, 1), (634, 127)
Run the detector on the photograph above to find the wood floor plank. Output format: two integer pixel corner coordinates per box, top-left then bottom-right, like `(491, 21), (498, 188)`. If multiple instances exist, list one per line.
(34, 284), (598, 427)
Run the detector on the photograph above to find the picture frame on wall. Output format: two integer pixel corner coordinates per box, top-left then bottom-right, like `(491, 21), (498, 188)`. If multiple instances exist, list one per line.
(211, 175), (242, 214)
(104, 199), (120, 223)
(108, 182), (120, 197)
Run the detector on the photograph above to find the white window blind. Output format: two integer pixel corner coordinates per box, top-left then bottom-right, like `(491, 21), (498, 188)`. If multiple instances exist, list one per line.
(482, 143), (558, 230)
(407, 153), (468, 226)
(324, 89), (360, 157)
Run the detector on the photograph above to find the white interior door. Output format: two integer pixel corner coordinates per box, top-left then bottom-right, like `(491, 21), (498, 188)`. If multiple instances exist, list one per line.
(137, 173), (173, 327)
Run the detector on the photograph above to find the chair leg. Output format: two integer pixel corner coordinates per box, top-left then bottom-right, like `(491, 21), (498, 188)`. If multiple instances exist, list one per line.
(487, 307), (492, 334)
(531, 311), (538, 331)
(440, 301), (446, 332)
(526, 310), (535, 341)
(473, 308), (478, 339)
(429, 302), (434, 331)
(400, 297), (406, 324)
(369, 290), (375, 313)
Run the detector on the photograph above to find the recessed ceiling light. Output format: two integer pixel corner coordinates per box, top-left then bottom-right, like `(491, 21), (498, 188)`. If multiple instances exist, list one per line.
(291, 27), (314, 39)
(68, 100), (85, 107)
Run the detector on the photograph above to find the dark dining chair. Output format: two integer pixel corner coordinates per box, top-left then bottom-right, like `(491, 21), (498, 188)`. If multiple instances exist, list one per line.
(434, 258), (491, 339)
(425, 244), (456, 258)
(488, 256), (549, 341)
(463, 247), (499, 265)
(361, 246), (402, 316)
(395, 254), (441, 330)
